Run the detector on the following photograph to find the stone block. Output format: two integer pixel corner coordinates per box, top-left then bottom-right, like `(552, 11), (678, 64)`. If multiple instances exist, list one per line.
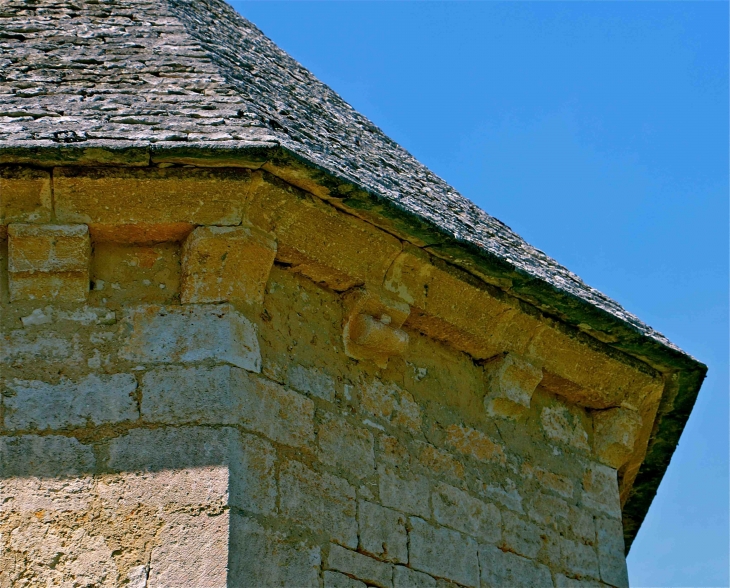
(581, 463), (621, 519)
(234, 370), (315, 448)
(417, 442), (465, 481)
(97, 467), (230, 510)
(343, 289), (410, 368)
(523, 464), (575, 499)
(359, 501), (408, 564)
(8, 223), (90, 302)
(553, 573), (606, 588)
(247, 173), (403, 290)
(0, 476), (94, 513)
(592, 407), (642, 469)
(527, 491), (570, 528)
(561, 537), (600, 580)
(279, 460), (358, 548)
(483, 353), (543, 419)
(595, 517), (629, 588)
(120, 303), (261, 372)
(327, 544), (394, 588)
(432, 482), (501, 544)
(393, 566), (437, 588)
(361, 380), (422, 433)
(180, 225), (276, 305)
(0, 434), (94, 477)
(318, 413), (375, 479)
(141, 365), (235, 424)
(324, 571), (368, 588)
(541, 405), (590, 452)
(234, 432), (278, 515)
(478, 543), (553, 588)
(229, 515), (321, 588)
(409, 517), (480, 588)
(445, 424), (506, 464)
(147, 511), (229, 588)
(54, 166), (250, 230)
(500, 511), (542, 559)
(4, 373), (138, 431)
(0, 167), (52, 231)
(378, 467), (430, 519)
(287, 363), (336, 402)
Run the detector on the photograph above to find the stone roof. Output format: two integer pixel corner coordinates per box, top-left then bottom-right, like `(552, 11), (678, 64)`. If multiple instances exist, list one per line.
(0, 0), (706, 547)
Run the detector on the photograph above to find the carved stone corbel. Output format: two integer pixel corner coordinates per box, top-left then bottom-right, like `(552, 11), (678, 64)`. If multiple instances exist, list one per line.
(593, 407), (643, 468)
(483, 353), (543, 419)
(342, 289), (410, 369)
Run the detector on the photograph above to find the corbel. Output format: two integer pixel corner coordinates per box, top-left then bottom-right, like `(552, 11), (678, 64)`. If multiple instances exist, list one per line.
(483, 353), (543, 419)
(342, 289), (410, 369)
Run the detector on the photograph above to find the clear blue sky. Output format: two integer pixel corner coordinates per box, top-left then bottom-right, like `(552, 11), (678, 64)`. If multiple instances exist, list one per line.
(229, 2), (729, 586)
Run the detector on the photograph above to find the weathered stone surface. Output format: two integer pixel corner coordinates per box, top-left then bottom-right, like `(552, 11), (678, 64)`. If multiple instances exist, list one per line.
(361, 380), (422, 433)
(561, 537), (600, 580)
(417, 442), (465, 481)
(409, 517), (480, 588)
(180, 224), (276, 305)
(279, 460), (358, 548)
(592, 408), (642, 469)
(120, 304), (261, 372)
(234, 369), (315, 448)
(0, 476), (94, 513)
(432, 482), (501, 544)
(327, 544), (393, 588)
(378, 467), (430, 519)
(287, 363), (336, 402)
(141, 365), (235, 424)
(234, 432), (278, 515)
(319, 414), (375, 479)
(147, 511), (229, 588)
(523, 464), (575, 500)
(479, 543), (553, 588)
(483, 353), (543, 419)
(0, 167), (51, 230)
(541, 405), (590, 452)
(595, 517), (628, 588)
(8, 223), (90, 302)
(501, 511), (542, 559)
(0, 434), (94, 477)
(359, 501), (408, 564)
(553, 573), (607, 588)
(229, 514), (321, 588)
(4, 373), (137, 430)
(393, 566), (437, 588)
(581, 464), (621, 519)
(324, 570), (368, 588)
(445, 424), (506, 464)
(55, 167), (251, 229)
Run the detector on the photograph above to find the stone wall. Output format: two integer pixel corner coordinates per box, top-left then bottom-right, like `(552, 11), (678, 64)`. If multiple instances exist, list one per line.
(0, 165), (644, 587)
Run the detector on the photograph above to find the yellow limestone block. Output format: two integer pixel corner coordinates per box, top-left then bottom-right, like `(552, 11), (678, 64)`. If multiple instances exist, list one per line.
(181, 225), (277, 306)
(0, 167), (52, 237)
(54, 167), (252, 242)
(8, 223), (90, 302)
(342, 289), (410, 369)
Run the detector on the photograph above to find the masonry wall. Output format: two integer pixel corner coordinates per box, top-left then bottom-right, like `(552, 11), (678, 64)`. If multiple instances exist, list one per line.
(0, 166), (635, 588)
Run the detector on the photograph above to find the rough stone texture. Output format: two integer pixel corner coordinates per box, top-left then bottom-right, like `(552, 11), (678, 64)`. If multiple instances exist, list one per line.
(229, 515), (321, 588)
(358, 501), (408, 564)
(327, 544), (393, 588)
(324, 571), (368, 588)
(378, 467), (431, 519)
(592, 408), (642, 469)
(0, 167), (52, 231)
(147, 511), (230, 588)
(318, 414), (376, 479)
(4, 373), (137, 431)
(8, 223), (90, 302)
(483, 353), (543, 419)
(180, 224), (276, 305)
(479, 543), (553, 588)
(409, 517), (480, 588)
(595, 518), (629, 588)
(432, 482), (501, 544)
(393, 566), (437, 588)
(120, 303), (261, 371)
(234, 369), (315, 448)
(279, 460), (358, 548)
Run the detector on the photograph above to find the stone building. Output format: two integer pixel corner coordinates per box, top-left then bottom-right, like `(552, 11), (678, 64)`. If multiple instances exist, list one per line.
(0, 1), (706, 587)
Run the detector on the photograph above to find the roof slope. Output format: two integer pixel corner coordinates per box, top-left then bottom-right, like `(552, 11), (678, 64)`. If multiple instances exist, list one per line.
(0, 0), (706, 547)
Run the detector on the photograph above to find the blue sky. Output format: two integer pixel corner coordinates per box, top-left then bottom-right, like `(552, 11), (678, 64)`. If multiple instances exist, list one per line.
(230, 2), (729, 585)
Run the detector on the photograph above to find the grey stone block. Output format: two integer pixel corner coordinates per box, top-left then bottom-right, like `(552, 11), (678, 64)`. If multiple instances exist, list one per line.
(327, 544), (393, 588)
(359, 500), (408, 564)
(0, 434), (94, 477)
(432, 482), (501, 544)
(479, 543), (553, 588)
